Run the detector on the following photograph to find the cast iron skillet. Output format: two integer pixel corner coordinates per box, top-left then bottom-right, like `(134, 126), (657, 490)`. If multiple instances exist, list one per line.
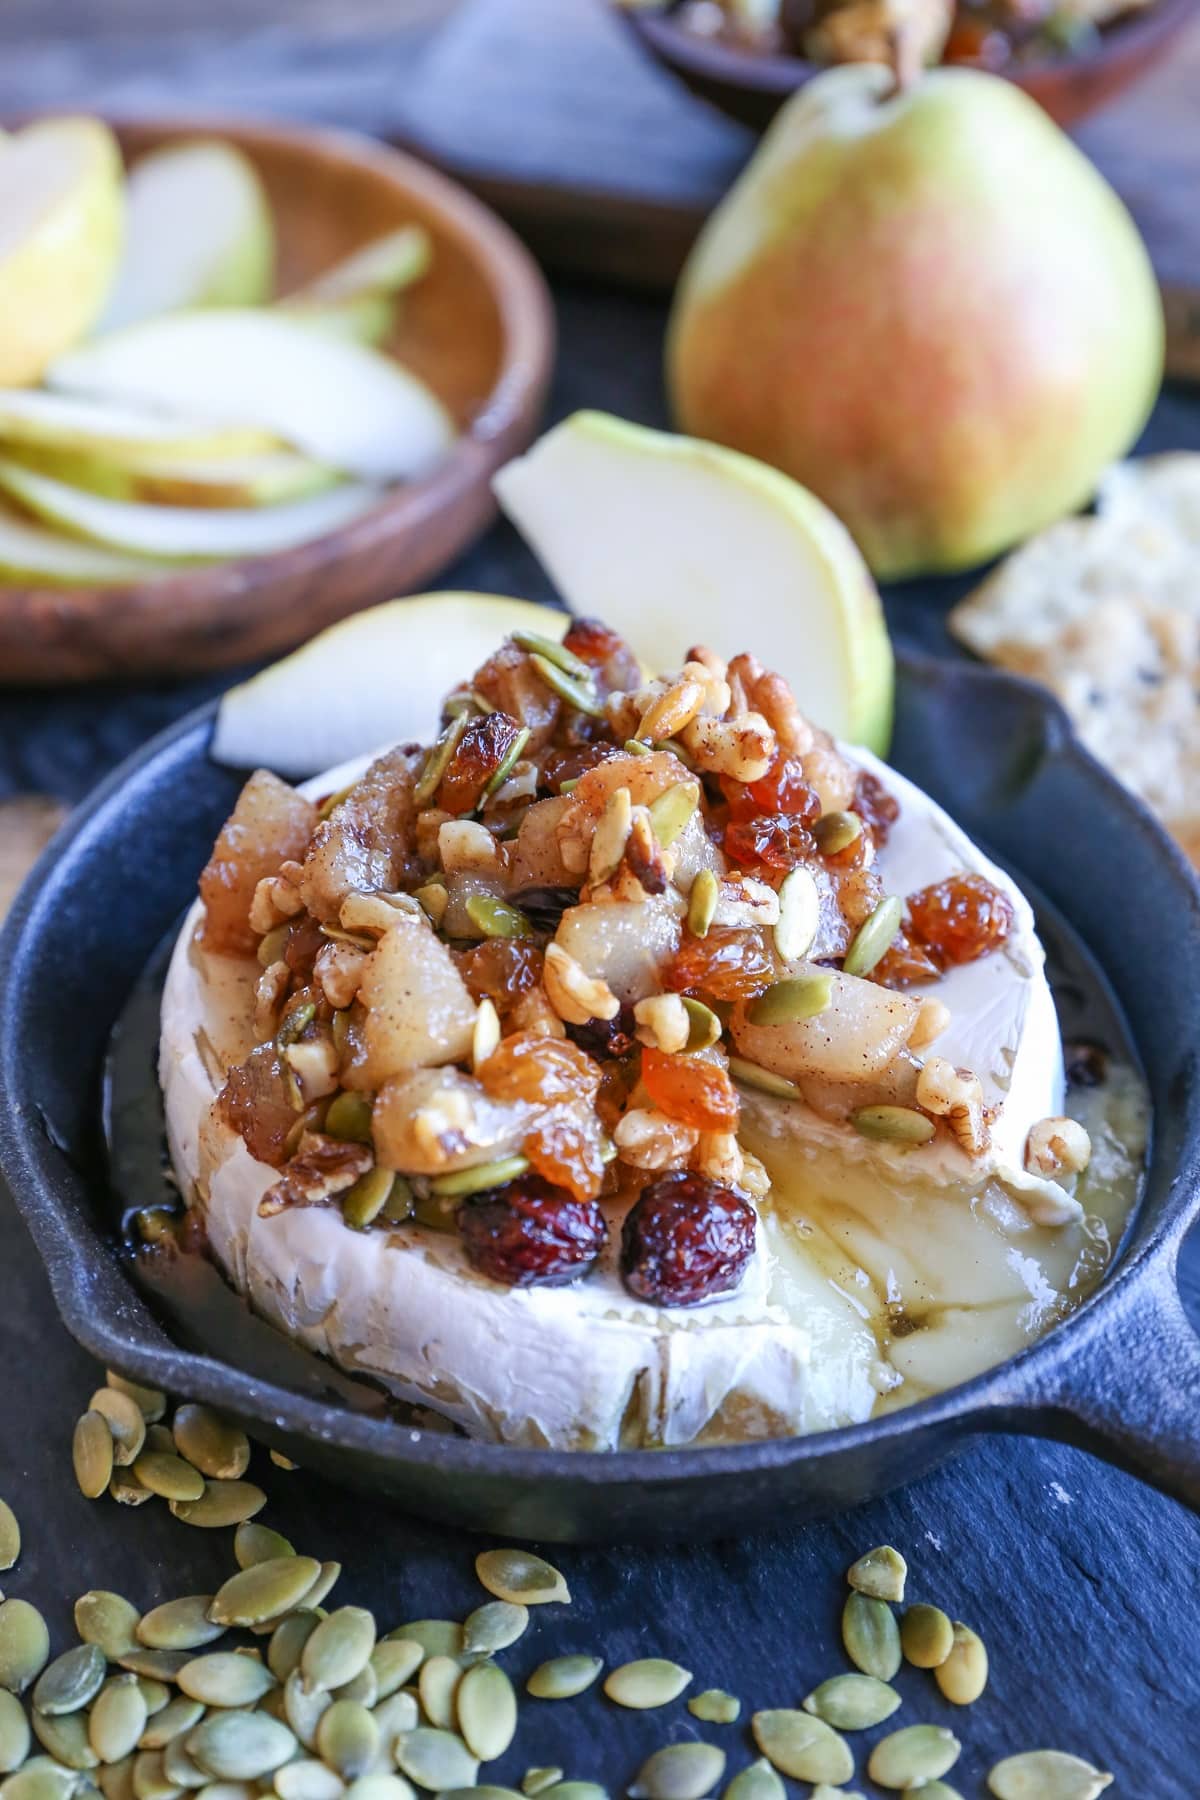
(2, 653), (1200, 1543)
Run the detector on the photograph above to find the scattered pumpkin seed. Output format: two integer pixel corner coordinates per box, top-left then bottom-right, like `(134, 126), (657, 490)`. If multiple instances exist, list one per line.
(170, 1483), (267, 1531)
(773, 866), (819, 961)
(136, 1680), (173, 1718)
(812, 810), (863, 855)
(88, 1390), (148, 1466)
(934, 1622), (988, 1706)
(602, 1660), (690, 1711)
(283, 1672), (331, 1751)
(387, 1621), (461, 1661)
(1, 1760), (81, 1800)
(89, 1676), (148, 1764)
(629, 1744), (725, 1800)
(727, 1058), (800, 1100)
(539, 1787), (605, 1800)
(73, 1411), (115, 1499)
(194, 1785), (255, 1800)
(367, 1642), (422, 1701)
(414, 713), (469, 806)
(266, 1615), (318, 1687)
(344, 1168), (406, 1231)
(0, 1600), (50, 1694)
(177, 1654), (277, 1709)
(0, 1688), (31, 1771)
(394, 1727), (478, 1791)
(899, 1604), (953, 1670)
(430, 1155), (532, 1200)
(75, 1594), (142, 1662)
(234, 1525), (295, 1572)
(456, 1663), (516, 1761)
(333, 1667), (376, 1709)
(187, 1714), (297, 1782)
(324, 1093), (374, 1146)
(101, 1762), (141, 1800)
(680, 997), (722, 1052)
(720, 1759), (784, 1800)
(314, 1702), (377, 1781)
(687, 1689), (739, 1725)
(461, 1604), (528, 1660)
(274, 1759), (344, 1800)
(528, 654), (602, 717)
(843, 895), (903, 977)
(483, 726), (532, 799)
(415, 1657), (459, 1731)
(301, 1610), (375, 1697)
(811, 1789), (866, 1800)
(526, 1657), (602, 1702)
(905, 1785), (963, 1800)
(209, 1560), (322, 1630)
(751, 1711), (852, 1785)
(138, 1698), (205, 1751)
(137, 1599), (223, 1654)
(0, 1505), (19, 1574)
(104, 1375), (167, 1423)
(987, 1752), (1113, 1800)
(130, 1454), (204, 1506)
(171, 1409), (250, 1483)
(109, 1471), (154, 1509)
(143, 1426), (176, 1456)
(31, 1711), (97, 1771)
(413, 883), (448, 928)
(296, 1565), (340, 1615)
(464, 896), (533, 940)
(846, 1546), (907, 1604)
(343, 1780), (413, 1800)
(474, 1551), (569, 1608)
(511, 631), (590, 682)
(850, 1105), (936, 1146)
(841, 1591), (901, 1680)
(440, 1789), (521, 1800)
(868, 1725), (961, 1790)
(802, 1674), (899, 1731)
(35, 1644), (107, 1716)
(746, 974), (832, 1026)
(686, 868), (718, 938)
(521, 1771), (563, 1797)
(116, 1650), (189, 1683)
(647, 782), (700, 849)
(369, 1694), (419, 1763)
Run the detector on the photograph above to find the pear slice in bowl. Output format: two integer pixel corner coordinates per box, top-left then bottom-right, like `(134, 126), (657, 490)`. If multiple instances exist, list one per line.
(0, 390), (280, 463)
(281, 225), (435, 349)
(0, 503), (172, 585)
(5, 444), (338, 510)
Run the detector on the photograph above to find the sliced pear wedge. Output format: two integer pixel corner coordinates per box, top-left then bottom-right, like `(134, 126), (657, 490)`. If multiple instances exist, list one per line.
(5, 443), (338, 509)
(494, 410), (894, 752)
(48, 310), (456, 482)
(286, 292), (397, 349)
(0, 502), (172, 586)
(0, 389), (280, 462)
(286, 225), (432, 305)
(0, 117), (124, 384)
(99, 140), (274, 332)
(0, 458), (380, 561)
(211, 593), (569, 776)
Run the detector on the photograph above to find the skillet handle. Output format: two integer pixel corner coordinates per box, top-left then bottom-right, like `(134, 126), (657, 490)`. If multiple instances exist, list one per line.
(1027, 1268), (1200, 1513)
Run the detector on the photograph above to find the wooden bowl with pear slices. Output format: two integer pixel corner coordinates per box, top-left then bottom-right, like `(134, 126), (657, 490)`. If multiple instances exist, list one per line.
(0, 115), (553, 682)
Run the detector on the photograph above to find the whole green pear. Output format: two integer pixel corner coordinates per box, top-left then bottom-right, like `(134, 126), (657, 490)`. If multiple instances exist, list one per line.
(667, 64), (1164, 578)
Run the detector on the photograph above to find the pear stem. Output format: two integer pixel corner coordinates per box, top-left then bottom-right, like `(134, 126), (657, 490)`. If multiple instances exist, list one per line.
(886, 24), (922, 97)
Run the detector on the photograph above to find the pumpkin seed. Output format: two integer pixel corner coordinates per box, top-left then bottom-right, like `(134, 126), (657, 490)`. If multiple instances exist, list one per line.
(234, 1526), (295, 1573)
(460, 1605), (527, 1660)
(415, 1659), (458, 1732)
(679, 997), (721, 1053)
(511, 631), (590, 682)
(209, 1561), (322, 1630)
(774, 866), (820, 961)
(746, 974), (832, 1026)
(314, 1703), (377, 1781)
(138, 1701), (204, 1752)
(1, 1760), (82, 1800)
(899, 1604), (953, 1670)
(0, 1602), (49, 1697)
(104, 1375), (167, 1423)
(144, 1426), (176, 1455)
(430, 1156), (530, 1200)
(846, 1546), (907, 1604)
(850, 1105), (935, 1146)
(686, 868), (718, 938)
(727, 1058), (800, 1101)
(387, 1622), (461, 1662)
(266, 1617), (317, 1688)
(602, 1661), (690, 1711)
(685, 1689), (739, 1726)
(31, 1712), (98, 1771)
(36, 1645), (107, 1718)
(138, 1601), (223, 1655)
(394, 1727), (478, 1791)
(868, 1726), (961, 1790)
(324, 1094), (373, 1146)
(75, 1595), (141, 1663)
(115, 1651), (189, 1683)
(811, 1789), (866, 1800)
(295, 1566), (340, 1616)
(73, 1412), (115, 1500)
(521, 1771), (563, 1797)
(274, 1760), (344, 1800)
(456, 1663), (516, 1761)
(841, 1592), (901, 1679)
(483, 726), (532, 799)
(161, 1737), (206, 1792)
(630, 1745), (725, 1800)
(177, 1656), (276, 1709)
(171, 1410), (250, 1483)
(370, 1694), (419, 1762)
(525, 1657), (602, 1702)
(934, 1623), (988, 1706)
(0, 1688), (31, 1771)
(343, 1780), (413, 1800)
(414, 713), (470, 806)
(283, 1673), (330, 1752)
(905, 1785), (963, 1800)
(341, 1169), (398, 1232)
(109, 1472), (153, 1509)
(130, 1455), (204, 1506)
(647, 782), (700, 849)
(540, 1788), (606, 1800)
(186, 1715), (296, 1782)
(89, 1679), (148, 1765)
(528, 655), (602, 717)
(136, 1681), (173, 1718)
(751, 1713), (853, 1785)
(812, 810), (863, 855)
(474, 1552), (569, 1608)
(332, 1668), (376, 1709)
(169, 1484), (267, 1532)
(0, 1505), (18, 1575)
(465, 896), (534, 941)
(366, 1643), (421, 1703)
(987, 1752), (1113, 1800)
(194, 1786), (255, 1800)
(88, 1391), (147, 1467)
(720, 1759), (783, 1800)
(300, 1610), (375, 1697)
(802, 1674), (899, 1732)
(414, 880), (451, 928)
(843, 896), (903, 977)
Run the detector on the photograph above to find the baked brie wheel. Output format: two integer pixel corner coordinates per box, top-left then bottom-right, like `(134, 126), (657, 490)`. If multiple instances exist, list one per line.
(161, 622), (1119, 1451)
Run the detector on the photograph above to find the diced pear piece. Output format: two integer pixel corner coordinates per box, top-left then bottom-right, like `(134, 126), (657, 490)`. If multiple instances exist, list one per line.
(0, 389), (280, 462)
(48, 310), (455, 481)
(0, 117), (124, 384)
(99, 140), (274, 331)
(0, 457), (380, 561)
(732, 969), (919, 1084)
(211, 592), (570, 778)
(494, 409), (894, 752)
(0, 502), (172, 586)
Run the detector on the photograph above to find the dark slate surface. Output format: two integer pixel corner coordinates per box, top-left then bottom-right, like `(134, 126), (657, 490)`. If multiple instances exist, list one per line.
(3, 283), (1200, 1797)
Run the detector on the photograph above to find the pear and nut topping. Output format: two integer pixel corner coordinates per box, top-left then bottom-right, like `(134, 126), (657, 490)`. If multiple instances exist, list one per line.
(198, 624), (1023, 1301)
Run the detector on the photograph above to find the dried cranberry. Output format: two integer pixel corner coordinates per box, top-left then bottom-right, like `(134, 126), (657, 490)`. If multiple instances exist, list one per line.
(511, 885), (579, 931)
(1065, 1040), (1109, 1089)
(739, 757), (822, 820)
(459, 1175), (606, 1287)
(566, 1008), (637, 1060)
(908, 873), (1013, 966)
(218, 1045), (298, 1168)
(620, 1171), (756, 1307)
(439, 712), (522, 816)
(541, 742), (621, 794)
(724, 814), (817, 873)
(853, 769), (900, 845)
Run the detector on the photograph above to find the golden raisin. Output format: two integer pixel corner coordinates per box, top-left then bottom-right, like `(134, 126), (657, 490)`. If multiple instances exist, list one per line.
(907, 873), (1013, 966)
(666, 927), (773, 1002)
(640, 1047), (739, 1133)
(479, 1033), (600, 1106)
(524, 1109), (607, 1203)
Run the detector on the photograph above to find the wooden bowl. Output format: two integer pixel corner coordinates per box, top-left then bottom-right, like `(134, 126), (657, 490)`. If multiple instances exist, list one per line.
(621, 0), (1199, 132)
(0, 115), (554, 684)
